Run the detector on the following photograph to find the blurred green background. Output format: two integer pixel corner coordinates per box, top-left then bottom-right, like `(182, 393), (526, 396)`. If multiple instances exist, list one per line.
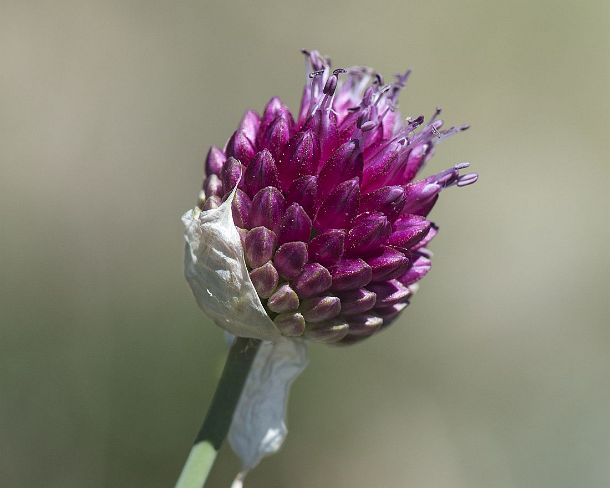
(2, 0), (609, 486)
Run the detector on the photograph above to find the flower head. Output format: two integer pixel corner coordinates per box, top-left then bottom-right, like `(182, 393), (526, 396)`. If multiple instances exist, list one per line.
(194, 50), (477, 345)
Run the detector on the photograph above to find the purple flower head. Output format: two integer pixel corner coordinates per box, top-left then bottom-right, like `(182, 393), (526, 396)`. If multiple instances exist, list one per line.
(198, 50), (477, 345)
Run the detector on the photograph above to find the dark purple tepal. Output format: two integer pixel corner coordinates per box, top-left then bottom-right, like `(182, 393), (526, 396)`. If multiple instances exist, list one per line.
(198, 50), (477, 345)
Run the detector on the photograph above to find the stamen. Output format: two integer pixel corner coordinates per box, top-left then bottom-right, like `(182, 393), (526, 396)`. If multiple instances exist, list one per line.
(430, 107), (442, 123)
(456, 173), (479, 187)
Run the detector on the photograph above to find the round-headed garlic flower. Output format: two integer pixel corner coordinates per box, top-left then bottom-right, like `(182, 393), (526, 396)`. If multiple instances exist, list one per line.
(184, 50), (477, 345)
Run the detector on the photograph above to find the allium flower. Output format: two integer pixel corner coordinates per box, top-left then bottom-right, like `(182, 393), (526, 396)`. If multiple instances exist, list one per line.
(179, 50), (477, 487)
(194, 50), (477, 345)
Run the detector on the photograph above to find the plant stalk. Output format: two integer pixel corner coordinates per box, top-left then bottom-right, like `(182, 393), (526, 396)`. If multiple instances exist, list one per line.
(175, 337), (261, 488)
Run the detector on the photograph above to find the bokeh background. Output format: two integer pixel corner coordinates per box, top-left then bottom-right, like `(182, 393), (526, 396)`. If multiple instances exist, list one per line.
(2, 1), (609, 487)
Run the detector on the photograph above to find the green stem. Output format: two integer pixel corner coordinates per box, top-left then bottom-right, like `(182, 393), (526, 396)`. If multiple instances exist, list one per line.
(175, 337), (261, 488)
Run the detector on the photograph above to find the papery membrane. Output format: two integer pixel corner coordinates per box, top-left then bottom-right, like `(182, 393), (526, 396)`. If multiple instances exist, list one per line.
(182, 190), (279, 341)
(229, 337), (308, 482)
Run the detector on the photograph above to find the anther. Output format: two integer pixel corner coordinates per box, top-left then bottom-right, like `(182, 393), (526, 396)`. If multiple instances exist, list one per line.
(454, 162), (470, 170)
(308, 69), (325, 79)
(456, 173), (479, 187)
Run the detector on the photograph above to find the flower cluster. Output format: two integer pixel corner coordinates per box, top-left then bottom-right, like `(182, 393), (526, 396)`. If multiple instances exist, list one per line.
(197, 50), (477, 345)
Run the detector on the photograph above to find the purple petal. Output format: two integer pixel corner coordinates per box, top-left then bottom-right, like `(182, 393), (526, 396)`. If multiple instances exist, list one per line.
(359, 185), (406, 222)
(278, 203), (312, 244)
(250, 186), (286, 233)
(286, 175), (318, 218)
(402, 143), (431, 183)
(243, 149), (280, 197)
(205, 146), (226, 176)
(267, 284), (300, 313)
(304, 107), (338, 165)
(388, 214), (431, 250)
(244, 226), (278, 269)
(329, 258), (372, 291)
(361, 139), (405, 193)
(317, 139), (363, 197)
(292, 262), (332, 298)
(249, 262), (279, 298)
(367, 279), (411, 306)
(337, 288), (377, 316)
(300, 295), (342, 323)
(273, 241), (308, 279)
(345, 212), (391, 257)
(314, 178), (360, 232)
(278, 130), (318, 191)
(308, 229), (345, 267)
(365, 246), (410, 282)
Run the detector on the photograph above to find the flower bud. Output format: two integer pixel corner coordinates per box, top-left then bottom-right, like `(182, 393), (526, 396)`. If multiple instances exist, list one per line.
(374, 302), (408, 323)
(304, 318), (349, 343)
(388, 214), (431, 250)
(300, 296), (341, 323)
(329, 258), (372, 291)
(346, 314), (383, 336)
(244, 226), (278, 269)
(243, 149), (280, 197)
(401, 181), (441, 217)
(359, 185), (406, 222)
(317, 139), (363, 197)
(314, 178), (360, 231)
(337, 288), (377, 316)
(258, 97), (292, 143)
(286, 175), (318, 218)
(398, 255), (431, 286)
(260, 113), (291, 161)
(203, 174), (224, 198)
(250, 186), (286, 233)
(273, 241), (308, 279)
(201, 195), (221, 210)
(366, 247), (410, 282)
(226, 129), (256, 166)
(278, 203), (312, 244)
(221, 157), (245, 194)
(292, 263), (332, 298)
(231, 189), (252, 229)
(367, 279), (411, 306)
(204, 145), (226, 176)
(267, 284), (300, 313)
(238, 109), (260, 145)
(273, 312), (306, 337)
(308, 229), (345, 267)
(249, 262), (279, 299)
(346, 212), (391, 257)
